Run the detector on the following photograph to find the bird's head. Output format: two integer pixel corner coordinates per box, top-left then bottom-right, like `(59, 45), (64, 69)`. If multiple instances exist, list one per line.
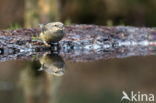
(46, 22), (64, 31)
(39, 22), (64, 33)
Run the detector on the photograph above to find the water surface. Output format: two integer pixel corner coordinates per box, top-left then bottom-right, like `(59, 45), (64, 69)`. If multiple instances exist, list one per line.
(0, 53), (156, 103)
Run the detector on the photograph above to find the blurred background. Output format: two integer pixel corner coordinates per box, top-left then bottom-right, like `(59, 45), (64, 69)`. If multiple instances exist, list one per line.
(1, 0), (156, 29)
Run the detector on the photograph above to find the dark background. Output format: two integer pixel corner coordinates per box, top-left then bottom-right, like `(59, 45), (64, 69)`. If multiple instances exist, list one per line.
(0, 0), (156, 29)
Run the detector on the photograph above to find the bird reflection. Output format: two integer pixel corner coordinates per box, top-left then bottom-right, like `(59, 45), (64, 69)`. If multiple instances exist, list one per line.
(19, 53), (65, 103)
(39, 53), (65, 76)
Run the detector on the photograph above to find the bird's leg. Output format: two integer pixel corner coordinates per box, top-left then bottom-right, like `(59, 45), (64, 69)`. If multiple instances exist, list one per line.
(50, 42), (60, 52)
(43, 41), (51, 47)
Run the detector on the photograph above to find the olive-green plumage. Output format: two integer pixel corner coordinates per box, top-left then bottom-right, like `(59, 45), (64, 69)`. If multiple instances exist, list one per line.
(39, 22), (65, 46)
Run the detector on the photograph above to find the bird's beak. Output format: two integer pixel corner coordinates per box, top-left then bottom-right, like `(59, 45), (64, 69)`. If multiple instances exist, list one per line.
(57, 24), (64, 29)
(61, 24), (64, 28)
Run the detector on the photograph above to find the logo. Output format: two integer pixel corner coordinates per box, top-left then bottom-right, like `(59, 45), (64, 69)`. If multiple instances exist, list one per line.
(121, 91), (154, 102)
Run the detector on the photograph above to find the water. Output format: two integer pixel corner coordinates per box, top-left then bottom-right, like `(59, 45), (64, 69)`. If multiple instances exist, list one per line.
(0, 53), (156, 103)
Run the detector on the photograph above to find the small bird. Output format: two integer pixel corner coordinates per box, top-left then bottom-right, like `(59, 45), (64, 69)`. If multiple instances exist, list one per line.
(39, 22), (65, 46)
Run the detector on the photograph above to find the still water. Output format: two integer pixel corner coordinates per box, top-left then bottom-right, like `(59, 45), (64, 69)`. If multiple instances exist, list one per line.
(0, 53), (156, 103)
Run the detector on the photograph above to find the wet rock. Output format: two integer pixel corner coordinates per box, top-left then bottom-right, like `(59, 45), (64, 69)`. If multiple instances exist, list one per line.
(0, 25), (156, 62)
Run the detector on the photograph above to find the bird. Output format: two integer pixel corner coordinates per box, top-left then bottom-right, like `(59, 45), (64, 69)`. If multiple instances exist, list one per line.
(39, 22), (65, 46)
